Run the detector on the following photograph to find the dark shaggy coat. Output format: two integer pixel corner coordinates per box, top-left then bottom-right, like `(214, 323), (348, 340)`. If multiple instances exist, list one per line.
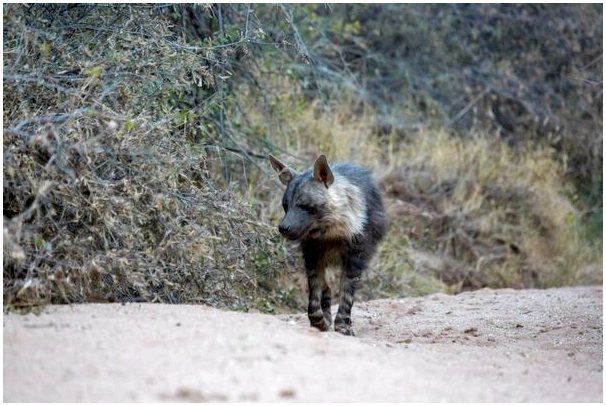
(269, 154), (386, 335)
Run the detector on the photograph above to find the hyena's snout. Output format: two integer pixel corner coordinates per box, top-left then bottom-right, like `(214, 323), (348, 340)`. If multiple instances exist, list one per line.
(278, 222), (291, 236)
(278, 211), (311, 240)
(278, 219), (302, 240)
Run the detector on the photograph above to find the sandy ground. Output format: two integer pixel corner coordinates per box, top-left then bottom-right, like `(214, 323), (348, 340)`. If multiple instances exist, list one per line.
(3, 286), (603, 402)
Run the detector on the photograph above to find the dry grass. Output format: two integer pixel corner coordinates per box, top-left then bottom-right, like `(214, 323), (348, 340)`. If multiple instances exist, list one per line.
(240, 81), (602, 297)
(381, 131), (601, 291)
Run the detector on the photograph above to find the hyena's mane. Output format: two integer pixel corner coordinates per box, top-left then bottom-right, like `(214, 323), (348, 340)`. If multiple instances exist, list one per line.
(319, 164), (369, 241)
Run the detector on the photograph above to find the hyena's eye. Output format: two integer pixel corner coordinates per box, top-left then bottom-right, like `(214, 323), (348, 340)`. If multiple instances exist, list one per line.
(298, 204), (317, 215)
(282, 201), (288, 212)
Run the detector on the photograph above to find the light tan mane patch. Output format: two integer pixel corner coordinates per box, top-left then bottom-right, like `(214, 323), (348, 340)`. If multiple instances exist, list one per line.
(322, 174), (367, 240)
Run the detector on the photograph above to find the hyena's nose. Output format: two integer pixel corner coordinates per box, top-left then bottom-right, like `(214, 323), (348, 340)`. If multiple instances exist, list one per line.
(278, 224), (290, 235)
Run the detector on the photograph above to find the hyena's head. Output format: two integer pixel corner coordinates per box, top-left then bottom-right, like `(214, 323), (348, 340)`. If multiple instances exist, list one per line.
(268, 154), (366, 241)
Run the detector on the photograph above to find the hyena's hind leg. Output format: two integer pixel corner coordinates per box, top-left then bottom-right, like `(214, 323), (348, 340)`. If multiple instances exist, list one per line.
(334, 256), (366, 336)
(307, 268), (331, 331)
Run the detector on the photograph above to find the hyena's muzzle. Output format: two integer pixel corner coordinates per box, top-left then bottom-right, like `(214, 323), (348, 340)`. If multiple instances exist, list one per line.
(278, 209), (308, 240)
(278, 207), (323, 240)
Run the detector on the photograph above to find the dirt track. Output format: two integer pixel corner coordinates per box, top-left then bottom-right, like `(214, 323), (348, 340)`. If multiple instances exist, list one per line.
(3, 286), (603, 402)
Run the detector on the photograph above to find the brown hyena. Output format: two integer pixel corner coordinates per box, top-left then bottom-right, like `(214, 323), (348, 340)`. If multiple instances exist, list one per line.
(269, 154), (386, 336)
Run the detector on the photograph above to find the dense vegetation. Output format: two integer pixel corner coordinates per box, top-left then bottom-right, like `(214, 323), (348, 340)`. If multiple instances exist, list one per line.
(3, 4), (602, 312)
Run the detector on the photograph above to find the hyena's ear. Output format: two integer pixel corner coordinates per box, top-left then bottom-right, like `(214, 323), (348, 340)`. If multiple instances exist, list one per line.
(313, 154), (334, 188)
(268, 154), (297, 185)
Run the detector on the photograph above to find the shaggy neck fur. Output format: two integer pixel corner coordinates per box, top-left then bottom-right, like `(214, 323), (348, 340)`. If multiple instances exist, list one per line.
(322, 173), (367, 240)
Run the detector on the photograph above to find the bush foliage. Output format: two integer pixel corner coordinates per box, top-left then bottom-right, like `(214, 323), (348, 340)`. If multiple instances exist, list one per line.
(3, 4), (602, 312)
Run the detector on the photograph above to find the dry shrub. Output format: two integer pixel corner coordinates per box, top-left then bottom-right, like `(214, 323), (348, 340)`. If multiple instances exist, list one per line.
(3, 4), (300, 312)
(4, 122), (294, 310)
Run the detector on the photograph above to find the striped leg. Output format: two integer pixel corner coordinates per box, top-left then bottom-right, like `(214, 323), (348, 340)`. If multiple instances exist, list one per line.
(319, 268), (332, 328)
(334, 255), (366, 336)
(307, 269), (330, 331)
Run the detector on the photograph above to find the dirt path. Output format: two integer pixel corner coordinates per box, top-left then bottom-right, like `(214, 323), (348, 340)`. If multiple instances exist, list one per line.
(3, 286), (603, 402)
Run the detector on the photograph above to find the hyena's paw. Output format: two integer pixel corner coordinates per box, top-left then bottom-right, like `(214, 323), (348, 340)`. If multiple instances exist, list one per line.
(309, 313), (331, 332)
(334, 322), (355, 336)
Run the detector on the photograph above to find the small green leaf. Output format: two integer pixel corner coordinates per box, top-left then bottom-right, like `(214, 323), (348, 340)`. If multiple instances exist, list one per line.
(124, 120), (137, 132)
(84, 66), (103, 79)
(34, 235), (45, 250)
(39, 42), (51, 57)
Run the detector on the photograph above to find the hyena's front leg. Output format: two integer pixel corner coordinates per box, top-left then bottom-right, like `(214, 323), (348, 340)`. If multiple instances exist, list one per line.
(319, 268), (332, 328)
(307, 268), (331, 331)
(334, 257), (365, 336)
